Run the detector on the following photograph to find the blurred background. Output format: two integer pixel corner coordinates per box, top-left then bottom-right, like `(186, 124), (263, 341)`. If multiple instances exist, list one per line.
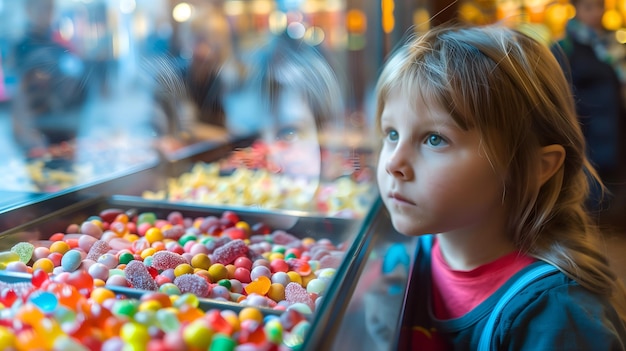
(0, 0), (623, 229)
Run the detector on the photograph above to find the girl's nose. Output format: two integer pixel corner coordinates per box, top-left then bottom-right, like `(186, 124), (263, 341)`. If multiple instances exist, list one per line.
(385, 146), (414, 180)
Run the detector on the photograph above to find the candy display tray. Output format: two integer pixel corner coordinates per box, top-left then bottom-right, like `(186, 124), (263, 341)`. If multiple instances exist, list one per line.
(0, 195), (365, 314)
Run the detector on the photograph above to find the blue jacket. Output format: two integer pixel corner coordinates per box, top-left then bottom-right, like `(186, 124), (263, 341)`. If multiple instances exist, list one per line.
(399, 235), (626, 350)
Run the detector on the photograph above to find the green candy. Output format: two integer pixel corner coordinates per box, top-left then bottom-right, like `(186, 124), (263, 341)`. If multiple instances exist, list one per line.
(209, 333), (236, 351)
(11, 242), (34, 264)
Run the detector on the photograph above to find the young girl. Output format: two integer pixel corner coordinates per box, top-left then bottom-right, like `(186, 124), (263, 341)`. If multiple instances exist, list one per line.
(375, 24), (626, 350)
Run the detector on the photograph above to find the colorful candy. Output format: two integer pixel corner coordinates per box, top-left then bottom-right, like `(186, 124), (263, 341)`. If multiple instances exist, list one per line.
(125, 260), (158, 291)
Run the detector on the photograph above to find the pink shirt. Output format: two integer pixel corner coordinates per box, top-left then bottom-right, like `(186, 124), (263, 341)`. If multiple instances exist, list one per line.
(431, 237), (535, 319)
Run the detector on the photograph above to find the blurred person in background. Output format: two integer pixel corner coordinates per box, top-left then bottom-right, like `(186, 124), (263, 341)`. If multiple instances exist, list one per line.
(552, 0), (626, 231)
(10, 0), (87, 154)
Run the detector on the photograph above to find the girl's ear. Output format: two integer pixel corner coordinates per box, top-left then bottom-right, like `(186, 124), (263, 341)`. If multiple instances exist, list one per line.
(540, 144), (566, 186)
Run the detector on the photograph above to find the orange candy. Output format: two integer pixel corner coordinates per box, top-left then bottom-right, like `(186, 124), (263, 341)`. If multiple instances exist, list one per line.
(244, 276), (271, 295)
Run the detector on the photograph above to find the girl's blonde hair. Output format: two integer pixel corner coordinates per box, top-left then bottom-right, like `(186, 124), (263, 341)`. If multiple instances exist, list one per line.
(375, 24), (626, 320)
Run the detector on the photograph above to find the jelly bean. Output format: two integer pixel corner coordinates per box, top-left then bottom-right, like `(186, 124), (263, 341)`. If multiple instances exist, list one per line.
(306, 278), (326, 294)
(81, 221), (103, 239)
(61, 249), (83, 272)
(97, 253), (118, 269)
(145, 227), (163, 243)
(173, 264), (193, 277)
(190, 253), (211, 270)
(50, 241), (71, 255)
(49, 232), (65, 241)
(118, 252), (134, 265)
(208, 263), (228, 282)
(88, 263), (110, 281)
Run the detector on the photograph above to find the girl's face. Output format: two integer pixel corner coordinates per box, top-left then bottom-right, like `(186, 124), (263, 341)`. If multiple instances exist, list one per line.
(262, 90), (321, 178)
(376, 90), (505, 237)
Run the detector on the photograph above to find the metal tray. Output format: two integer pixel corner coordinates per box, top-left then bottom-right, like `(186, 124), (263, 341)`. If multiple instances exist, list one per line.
(0, 195), (364, 315)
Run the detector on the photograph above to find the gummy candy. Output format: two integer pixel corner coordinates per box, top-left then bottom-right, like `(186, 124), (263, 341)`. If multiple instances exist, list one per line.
(212, 240), (249, 265)
(151, 251), (187, 271)
(125, 261), (158, 291)
(173, 274), (210, 298)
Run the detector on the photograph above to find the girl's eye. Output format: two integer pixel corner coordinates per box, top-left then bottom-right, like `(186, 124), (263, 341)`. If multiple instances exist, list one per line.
(386, 129), (399, 142)
(426, 133), (446, 147)
(276, 126), (299, 142)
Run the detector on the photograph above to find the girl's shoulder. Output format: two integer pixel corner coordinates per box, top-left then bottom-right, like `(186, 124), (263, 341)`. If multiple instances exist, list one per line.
(494, 268), (626, 350)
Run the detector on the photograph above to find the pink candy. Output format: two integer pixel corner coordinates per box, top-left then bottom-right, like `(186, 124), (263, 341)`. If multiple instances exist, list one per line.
(162, 225), (185, 240)
(125, 260), (158, 291)
(285, 282), (314, 310)
(85, 240), (111, 261)
(271, 231), (299, 245)
(151, 251), (187, 271)
(173, 274), (211, 297)
(212, 239), (249, 265)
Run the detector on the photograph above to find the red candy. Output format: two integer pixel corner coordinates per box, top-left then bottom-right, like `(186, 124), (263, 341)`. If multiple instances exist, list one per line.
(125, 260), (158, 291)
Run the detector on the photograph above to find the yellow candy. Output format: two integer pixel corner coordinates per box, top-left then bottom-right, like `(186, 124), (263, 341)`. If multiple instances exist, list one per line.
(235, 221), (250, 234)
(174, 264), (194, 277)
(32, 258), (54, 273)
(120, 322), (150, 345)
(267, 283), (285, 302)
(268, 252), (284, 261)
(190, 254), (211, 270)
(208, 263), (228, 282)
(301, 273), (316, 288)
(123, 233), (140, 242)
(139, 300), (162, 312)
(238, 307), (263, 323)
(140, 248), (156, 259)
(145, 228), (164, 244)
(286, 271), (303, 285)
(49, 241), (70, 255)
(90, 287), (115, 304)
(183, 320), (214, 349)
(0, 326), (15, 349)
